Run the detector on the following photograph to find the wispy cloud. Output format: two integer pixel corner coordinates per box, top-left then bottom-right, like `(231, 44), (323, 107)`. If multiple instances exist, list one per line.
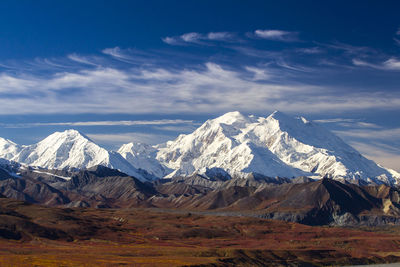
(102, 46), (131, 60)
(162, 31), (235, 45)
(1, 119), (194, 128)
(101, 46), (161, 65)
(352, 57), (400, 71)
(254, 29), (299, 42)
(275, 59), (314, 72)
(314, 118), (357, 123)
(207, 32), (233, 40)
(345, 122), (382, 129)
(181, 32), (202, 43)
(296, 47), (324, 54)
(334, 127), (400, 140)
(161, 37), (179, 45)
(245, 66), (271, 80)
(314, 118), (381, 129)
(321, 41), (375, 55)
(0, 61), (400, 115)
(152, 124), (199, 132)
(230, 46), (280, 58)
(87, 132), (174, 147)
(67, 53), (100, 66)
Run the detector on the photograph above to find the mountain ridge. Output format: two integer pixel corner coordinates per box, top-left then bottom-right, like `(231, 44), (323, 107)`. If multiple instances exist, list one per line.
(0, 129), (155, 182)
(0, 111), (399, 185)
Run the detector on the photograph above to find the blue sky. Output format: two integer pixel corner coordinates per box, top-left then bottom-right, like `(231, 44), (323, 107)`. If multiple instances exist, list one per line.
(0, 0), (399, 170)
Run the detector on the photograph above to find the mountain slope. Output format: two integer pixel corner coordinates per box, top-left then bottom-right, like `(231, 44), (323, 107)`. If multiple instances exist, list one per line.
(156, 111), (307, 179)
(1, 130), (154, 181)
(252, 111), (398, 184)
(118, 142), (167, 177)
(154, 111), (399, 184)
(0, 159), (21, 180)
(0, 138), (21, 160)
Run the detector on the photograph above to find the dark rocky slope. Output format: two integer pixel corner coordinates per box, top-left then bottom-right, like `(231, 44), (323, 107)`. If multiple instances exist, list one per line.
(1, 165), (400, 226)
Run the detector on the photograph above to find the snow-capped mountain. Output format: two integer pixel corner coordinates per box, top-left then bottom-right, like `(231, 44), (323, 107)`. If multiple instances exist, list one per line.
(0, 137), (22, 160)
(156, 111), (307, 178)
(0, 111), (399, 185)
(154, 111), (399, 184)
(0, 130), (154, 181)
(118, 142), (168, 178)
(254, 111), (399, 184)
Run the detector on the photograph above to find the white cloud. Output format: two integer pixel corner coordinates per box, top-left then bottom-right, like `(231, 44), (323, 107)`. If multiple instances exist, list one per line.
(245, 66), (271, 80)
(181, 32), (202, 43)
(207, 32), (233, 40)
(322, 42), (374, 55)
(102, 47), (127, 58)
(254, 29), (298, 42)
(348, 122), (382, 129)
(296, 47), (323, 54)
(314, 118), (357, 123)
(102, 47), (157, 65)
(161, 37), (179, 45)
(162, 31), (235, 45)
(352, 59), (376, 68)
(2, 119), (194, 128)
(230, 46), (280, 59)
(353, 57), (400, 70)
(162, 33), (202, 45)
(384, 58), (400, 69)
(275, 59), (314, 72)
(334, 127), (400, 140)
(87, 132), (174, 146)
(67, 53), (99, 66)
(1, 61), (400, 115)
(314, 118), (381, 129)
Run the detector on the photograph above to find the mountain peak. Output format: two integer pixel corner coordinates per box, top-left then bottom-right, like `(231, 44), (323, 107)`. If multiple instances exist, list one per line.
(53, 129), (92, 141)
(266, 111), (313, 130)
(0, 137), (22, 160)
(211, 111), (258, 128)
(268, 110), (292, 121)
(37, 129), (96, 147)
(0, 137), (18, 144)
(215, 111), (245, 123)
(64, 129), (82, 135)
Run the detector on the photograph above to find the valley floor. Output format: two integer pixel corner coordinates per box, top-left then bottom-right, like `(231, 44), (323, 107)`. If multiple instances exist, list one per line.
(1, 203), (400, 266)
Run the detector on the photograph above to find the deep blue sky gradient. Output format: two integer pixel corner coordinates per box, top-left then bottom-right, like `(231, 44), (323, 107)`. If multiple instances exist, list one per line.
(0, 1), (399, 59)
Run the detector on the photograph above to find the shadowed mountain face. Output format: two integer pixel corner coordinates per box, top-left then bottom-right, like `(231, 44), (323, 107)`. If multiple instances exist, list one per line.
(0, 165), (156, 208)
(1, 165), (400, 226)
